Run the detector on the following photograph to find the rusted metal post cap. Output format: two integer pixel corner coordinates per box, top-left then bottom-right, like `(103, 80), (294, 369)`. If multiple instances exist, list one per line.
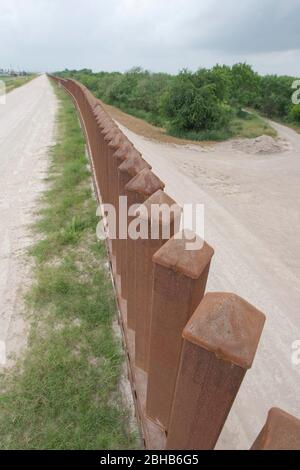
(99, 121), (114, 133)
(97, 118), (112, 131)
(108, 132), (125, 150)
(94, 100), (104, 110)
(104, 127), (119, 141)
(86, 94), (98, 108)
(94, 109), (107, 123)
(252, 408), (300, 450)
(125, 168), (165, 198)
(113, 141), (134, 163)
(183, 292), (266, 369)
(94, 106), (108, 119)
(101, 122), (116, 136)
(135, 189), (182, 225)
(92, 100), (103, 112)
(95, 112), (107, 124)
(153, 229), (214, 279)
(118, 151), (151, 177)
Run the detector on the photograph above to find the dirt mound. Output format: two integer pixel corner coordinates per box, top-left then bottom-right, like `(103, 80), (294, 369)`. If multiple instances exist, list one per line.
(231, 135), (285, 154)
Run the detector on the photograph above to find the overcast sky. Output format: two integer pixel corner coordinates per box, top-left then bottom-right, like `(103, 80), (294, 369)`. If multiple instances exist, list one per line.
(0, 0), (299, 75)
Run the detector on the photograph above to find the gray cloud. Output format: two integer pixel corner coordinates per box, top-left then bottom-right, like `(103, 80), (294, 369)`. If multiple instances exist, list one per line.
(186, 0), (300, 54)
(0, 0), (299, 75)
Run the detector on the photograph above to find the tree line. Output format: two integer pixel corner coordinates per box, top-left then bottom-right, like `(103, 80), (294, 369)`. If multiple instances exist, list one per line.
(58, 64), (300, 140)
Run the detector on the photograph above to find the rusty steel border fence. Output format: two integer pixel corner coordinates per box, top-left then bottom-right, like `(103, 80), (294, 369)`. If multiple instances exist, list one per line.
(48, 75), (300, 450)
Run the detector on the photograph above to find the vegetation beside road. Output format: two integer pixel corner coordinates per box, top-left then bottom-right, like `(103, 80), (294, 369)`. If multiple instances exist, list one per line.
(58, 64), (299, 141)
(0, 83), (138, 450)
(1, 75), (37, 93)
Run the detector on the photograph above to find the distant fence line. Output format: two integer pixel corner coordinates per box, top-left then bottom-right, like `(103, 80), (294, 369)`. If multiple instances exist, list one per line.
(49, 75), (300, 450)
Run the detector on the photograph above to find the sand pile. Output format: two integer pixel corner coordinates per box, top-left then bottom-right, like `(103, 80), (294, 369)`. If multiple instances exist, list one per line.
(231, 135), (284, 154)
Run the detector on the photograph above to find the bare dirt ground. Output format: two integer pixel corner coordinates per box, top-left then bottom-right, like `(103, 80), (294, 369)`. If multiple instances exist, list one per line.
(103, 102), (212, 146)
(114, 117), (300, 449)
(0, 75), (57, 368)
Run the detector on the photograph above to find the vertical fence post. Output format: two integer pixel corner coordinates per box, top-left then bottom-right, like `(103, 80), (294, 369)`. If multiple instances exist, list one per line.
(110, 139), (133, 264)
(98, 122), (113, 203)
(146, 230), (214, 429)
(125, 169), (165, 330)
(100, 122), (118, 203)
(106, 132), (127, 256)
(103, 127), (120, 205)
(251, 408), (300, 450)
(112, 142), (134, 276)
(118, 153), (151, 300)
(166, 292), (265, 450)
(109, 135), (131, 206)
(134, 190), (182, 371)
(93, 108), (109, 198)
(89, 104), (103, 175)
(96, 113), (114, 202)
(84, 96), (96, 158)
(84, 93), (98, 156)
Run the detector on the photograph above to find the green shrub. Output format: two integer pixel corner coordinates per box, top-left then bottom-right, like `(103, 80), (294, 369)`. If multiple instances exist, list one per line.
(162, 71), (231, 132)
(255, 75), (295, 118)
(288, 104), (300, 122)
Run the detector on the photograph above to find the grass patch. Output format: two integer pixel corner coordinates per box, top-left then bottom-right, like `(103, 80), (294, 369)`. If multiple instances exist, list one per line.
(246, 108), (300, 136)
(0, 82), (139, 449)
(286, 121), (300, 134)
(166, 110), (276, 142)
(166, 125), (232, 142)
(109, 101), (164, 128)
(0, 75), (37, 94)
(229, 111), (277, 139)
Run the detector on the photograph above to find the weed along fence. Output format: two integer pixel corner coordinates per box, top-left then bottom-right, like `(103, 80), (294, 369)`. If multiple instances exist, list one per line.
(49, 75), (300, 450)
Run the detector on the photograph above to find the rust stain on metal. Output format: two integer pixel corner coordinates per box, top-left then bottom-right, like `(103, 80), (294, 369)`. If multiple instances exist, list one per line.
(125, 168), (165, 198)
(183, 292), (266, 369)
(153, 229), (214, 279)
(118, 151), (150, 177)
(251, 408), (300, 450)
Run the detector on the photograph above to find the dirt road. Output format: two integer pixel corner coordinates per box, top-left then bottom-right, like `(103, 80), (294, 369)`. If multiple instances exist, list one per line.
(0, 75), (57, 367)
(116, 120), (300, 449)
